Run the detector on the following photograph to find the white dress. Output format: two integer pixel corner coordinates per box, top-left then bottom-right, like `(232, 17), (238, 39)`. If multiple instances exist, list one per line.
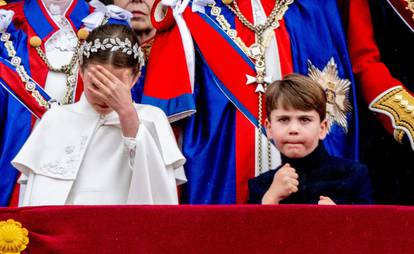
(12, 95), (186, 206)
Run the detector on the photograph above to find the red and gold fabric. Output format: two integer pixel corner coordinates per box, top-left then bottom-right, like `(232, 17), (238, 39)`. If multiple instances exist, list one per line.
(348, 0), (414, 148)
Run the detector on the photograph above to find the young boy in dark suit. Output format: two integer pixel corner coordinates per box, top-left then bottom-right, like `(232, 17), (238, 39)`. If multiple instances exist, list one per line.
(249, 74), (373, 205)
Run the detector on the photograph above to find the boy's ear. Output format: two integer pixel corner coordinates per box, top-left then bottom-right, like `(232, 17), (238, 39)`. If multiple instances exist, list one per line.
(319, 119), (328, 140)
(265, 118), (272, 140)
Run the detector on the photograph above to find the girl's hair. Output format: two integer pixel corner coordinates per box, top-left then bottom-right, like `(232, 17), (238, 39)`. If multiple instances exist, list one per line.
(81, 24), (141, 74)
(266, 73), (327, 121)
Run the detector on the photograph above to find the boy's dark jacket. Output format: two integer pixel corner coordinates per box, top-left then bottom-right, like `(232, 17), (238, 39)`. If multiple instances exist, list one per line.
(248, 144), (374, 204)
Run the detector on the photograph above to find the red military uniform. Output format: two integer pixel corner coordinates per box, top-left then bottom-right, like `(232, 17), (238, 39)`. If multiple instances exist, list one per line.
(347, 0), (414, 204)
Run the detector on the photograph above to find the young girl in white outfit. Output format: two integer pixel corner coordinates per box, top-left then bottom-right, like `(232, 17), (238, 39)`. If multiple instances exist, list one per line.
(13, 24), (186, 206)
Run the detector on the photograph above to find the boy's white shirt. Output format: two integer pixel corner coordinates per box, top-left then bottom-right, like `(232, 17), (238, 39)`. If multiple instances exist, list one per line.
(12, 95), (186, 206)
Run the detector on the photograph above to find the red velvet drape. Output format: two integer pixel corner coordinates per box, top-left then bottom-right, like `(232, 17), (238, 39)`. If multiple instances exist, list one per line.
(1, 205), (413, 253)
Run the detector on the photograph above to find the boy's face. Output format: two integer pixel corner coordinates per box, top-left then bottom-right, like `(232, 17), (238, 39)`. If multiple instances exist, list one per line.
(266, 107), (328, 158)
(82, 63), (138, 115)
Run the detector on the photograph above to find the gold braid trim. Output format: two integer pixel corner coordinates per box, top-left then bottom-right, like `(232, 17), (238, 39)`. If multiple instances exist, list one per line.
(394, 129), (405, 144)
(370, 87), (414, 145)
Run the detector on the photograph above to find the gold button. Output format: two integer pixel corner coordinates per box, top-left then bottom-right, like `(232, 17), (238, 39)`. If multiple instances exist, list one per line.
(29, 36), (42, 47)
(400, 100), (409, 107)
(222, 0), (234, 5)
(393, 94), (403, 102)
(77, 28), (89, 40)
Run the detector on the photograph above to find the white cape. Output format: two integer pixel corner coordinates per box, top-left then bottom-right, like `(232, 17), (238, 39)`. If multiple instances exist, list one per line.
(12, 97), (186, 206)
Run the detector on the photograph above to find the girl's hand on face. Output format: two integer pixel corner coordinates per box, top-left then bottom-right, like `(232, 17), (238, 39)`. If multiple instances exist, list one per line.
(86, 65), (140, 138)
(87, 65), (135, 117)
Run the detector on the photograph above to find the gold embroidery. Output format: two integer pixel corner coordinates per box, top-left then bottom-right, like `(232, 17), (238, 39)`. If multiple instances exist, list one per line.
(0, 219), (29, 254)
(405, 0), (414, 21)
(393, 129), (405, 143)
(370, 87), (414, 145)
(308, 58), (352, 134)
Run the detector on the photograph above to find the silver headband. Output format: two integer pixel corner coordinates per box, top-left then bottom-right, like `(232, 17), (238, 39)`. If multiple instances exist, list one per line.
(81, 38), (144, 69)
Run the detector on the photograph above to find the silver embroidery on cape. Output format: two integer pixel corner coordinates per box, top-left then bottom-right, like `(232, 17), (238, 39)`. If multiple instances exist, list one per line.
(37, 136), (88, 179)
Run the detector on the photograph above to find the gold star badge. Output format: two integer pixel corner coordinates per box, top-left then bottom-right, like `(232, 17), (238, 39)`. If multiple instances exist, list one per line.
(308, 58), (352, 133)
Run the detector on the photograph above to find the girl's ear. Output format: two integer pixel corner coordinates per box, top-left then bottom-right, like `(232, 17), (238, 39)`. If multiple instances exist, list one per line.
(130, 71), (140, 88)
(79, 65), (85, 80)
